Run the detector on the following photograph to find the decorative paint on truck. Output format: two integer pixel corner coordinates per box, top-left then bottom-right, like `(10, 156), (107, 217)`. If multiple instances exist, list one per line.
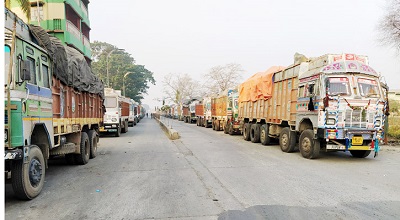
(211, 89), (239, 133)
(238, 53), (385, 159)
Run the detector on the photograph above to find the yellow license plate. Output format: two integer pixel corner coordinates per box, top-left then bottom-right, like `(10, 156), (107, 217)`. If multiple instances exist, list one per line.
(99, 127), (105, 132)
(352, 136), (363, 145)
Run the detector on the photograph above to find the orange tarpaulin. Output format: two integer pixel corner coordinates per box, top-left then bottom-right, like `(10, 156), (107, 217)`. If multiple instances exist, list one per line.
(239, 66), (286, 102)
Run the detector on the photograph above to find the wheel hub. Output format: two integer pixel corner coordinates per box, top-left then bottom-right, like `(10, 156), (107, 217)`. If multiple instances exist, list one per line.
(302, 138), (311, 153)
(29, 158), (42, 187)
(282, 134), (288, 146)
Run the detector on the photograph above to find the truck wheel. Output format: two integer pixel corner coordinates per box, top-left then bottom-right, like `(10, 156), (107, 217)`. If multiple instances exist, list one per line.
(122, 121), (128, 133)
(250, 124), (261, 143)
(350, 150), (371, 158)
(299, 130), (320, 159)
(216, 120), (221, 131)
(280, 127), (296, 152)
(243, 123), (251, 141)
(224, 122), (229, 134)
(87, 130), (98, 159)
(260, 124), (271, 145)
(115, 126), (121, 137)
(11, 145), (45, 200)
(74, 132), (90, 165)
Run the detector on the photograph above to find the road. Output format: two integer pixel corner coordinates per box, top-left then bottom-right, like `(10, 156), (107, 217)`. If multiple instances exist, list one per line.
(5, 118), (400, 220)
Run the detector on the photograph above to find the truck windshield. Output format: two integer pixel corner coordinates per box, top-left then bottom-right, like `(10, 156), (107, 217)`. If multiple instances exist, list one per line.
(326, 77), (351, 96)
(4, 45), (11, 85)
(104, 97), (117, 108)
(358, 78), (380, 98)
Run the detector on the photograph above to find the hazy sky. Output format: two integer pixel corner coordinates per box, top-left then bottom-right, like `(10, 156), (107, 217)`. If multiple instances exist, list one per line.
(90, 0), (399, 110)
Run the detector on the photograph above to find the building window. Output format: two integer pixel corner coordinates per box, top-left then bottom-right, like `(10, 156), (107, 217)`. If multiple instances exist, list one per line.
(31, 6), (44, 22)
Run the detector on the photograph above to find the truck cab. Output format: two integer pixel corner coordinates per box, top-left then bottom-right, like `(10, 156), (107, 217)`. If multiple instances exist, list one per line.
(100, 88), (130, 137)
(296, 54), (385, 158)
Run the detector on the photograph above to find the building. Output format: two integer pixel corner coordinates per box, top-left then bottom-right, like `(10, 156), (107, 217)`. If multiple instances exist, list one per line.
(9, 0), (91, 63)
(388, 89), (400, 102)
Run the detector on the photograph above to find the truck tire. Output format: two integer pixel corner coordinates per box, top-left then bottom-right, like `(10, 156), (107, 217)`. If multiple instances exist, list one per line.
(224, 122), (229, 134)
(280, 127), (296, 152)
(87, 130), (98, 159)
(11, 145), (45, 200)
(260, 124), (271, 145)
(115, 126), (121, 137)
(299, 129), (320, 159)
(74, 132), (90, 165)
(350, 150), (371, 158)
(243, 123), (251, 141)
(250, 124), (261, 143)
(122, 121), (128, 133)
(228, 123), (235, 135)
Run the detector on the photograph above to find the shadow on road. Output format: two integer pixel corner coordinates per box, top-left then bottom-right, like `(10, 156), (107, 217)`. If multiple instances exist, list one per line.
(218, 201), (400, 220)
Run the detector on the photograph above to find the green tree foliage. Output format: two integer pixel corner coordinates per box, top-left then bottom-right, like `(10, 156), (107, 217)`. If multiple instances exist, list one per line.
(91, 41), (155, 103)
(6, 0), (31, 20)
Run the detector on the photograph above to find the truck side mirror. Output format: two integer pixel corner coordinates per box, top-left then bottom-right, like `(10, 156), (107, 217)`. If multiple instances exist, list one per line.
(323, 94), (329, 109)
(21, 60), (31, 81)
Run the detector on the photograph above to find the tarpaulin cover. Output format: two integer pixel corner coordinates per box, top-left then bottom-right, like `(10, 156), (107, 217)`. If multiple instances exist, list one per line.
(29, 25), (104, 98)
(238, 66), (286, 102)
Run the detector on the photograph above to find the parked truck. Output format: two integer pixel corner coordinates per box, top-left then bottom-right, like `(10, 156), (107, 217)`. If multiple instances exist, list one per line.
(211, 89), (239, 132)
(224, 90), (240, 135)
(187, 100), (200, 123)
(201, 97), (213, 128)
(195, 101), (204, 126)
(4, 9), (104, 199)
(239, 53), (386, 159)
(128, 99), (138, 126)
(100, 88), (130, 137)
(182, 105), (189, 122)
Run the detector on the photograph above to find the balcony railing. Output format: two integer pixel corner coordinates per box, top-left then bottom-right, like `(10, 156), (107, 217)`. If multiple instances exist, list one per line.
(83, 35), (90, 48)
(53, 19), (62, 30)
(81, 2), (88, 17)
(66, 20), (81, 40)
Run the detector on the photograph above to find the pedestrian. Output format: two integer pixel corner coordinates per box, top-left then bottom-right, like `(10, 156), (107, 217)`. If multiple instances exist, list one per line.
(146, 113), (148, 118)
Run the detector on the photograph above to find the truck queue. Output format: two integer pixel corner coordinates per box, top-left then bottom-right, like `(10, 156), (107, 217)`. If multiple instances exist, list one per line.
(163, 53), (388, 160)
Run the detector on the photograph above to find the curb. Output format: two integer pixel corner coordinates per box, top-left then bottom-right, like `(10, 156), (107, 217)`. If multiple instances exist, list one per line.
(155, 118), (180, 140)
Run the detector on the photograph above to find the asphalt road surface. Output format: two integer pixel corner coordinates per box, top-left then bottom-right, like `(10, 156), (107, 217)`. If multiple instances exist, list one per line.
(5, 117), (400, 220)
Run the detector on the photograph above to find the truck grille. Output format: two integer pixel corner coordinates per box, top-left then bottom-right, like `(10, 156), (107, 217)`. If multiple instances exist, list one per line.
(339, 110), (374, 128)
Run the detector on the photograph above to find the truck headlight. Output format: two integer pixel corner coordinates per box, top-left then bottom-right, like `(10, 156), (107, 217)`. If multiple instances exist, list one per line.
(375, 120), (381, 127)
(326, 118), (336, 125)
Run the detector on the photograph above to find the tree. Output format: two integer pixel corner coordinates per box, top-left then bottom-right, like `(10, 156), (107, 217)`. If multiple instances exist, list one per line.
(6, 0), (31, 20)
(90, 41), (155, 103)
(203, 63), (243, 95)
(163, 73), (200, 116)
(378, 0), (400, 51)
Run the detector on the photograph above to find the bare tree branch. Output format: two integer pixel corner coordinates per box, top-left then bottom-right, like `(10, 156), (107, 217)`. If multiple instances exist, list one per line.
(203, 63), (243, 96)
(163, 73), (200, 115)
(378, 0), (400, 51)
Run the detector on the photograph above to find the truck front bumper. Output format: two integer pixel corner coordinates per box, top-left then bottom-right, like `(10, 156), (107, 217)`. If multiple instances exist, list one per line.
(99, 124), (119, 133)
(4, 148), (23, 160)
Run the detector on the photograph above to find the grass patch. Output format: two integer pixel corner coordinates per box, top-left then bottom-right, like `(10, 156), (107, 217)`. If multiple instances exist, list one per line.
(388, 116), (400, 139)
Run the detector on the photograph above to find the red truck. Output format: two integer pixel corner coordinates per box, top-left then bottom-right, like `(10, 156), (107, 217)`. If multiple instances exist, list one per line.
(195, 102), (204, 126)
